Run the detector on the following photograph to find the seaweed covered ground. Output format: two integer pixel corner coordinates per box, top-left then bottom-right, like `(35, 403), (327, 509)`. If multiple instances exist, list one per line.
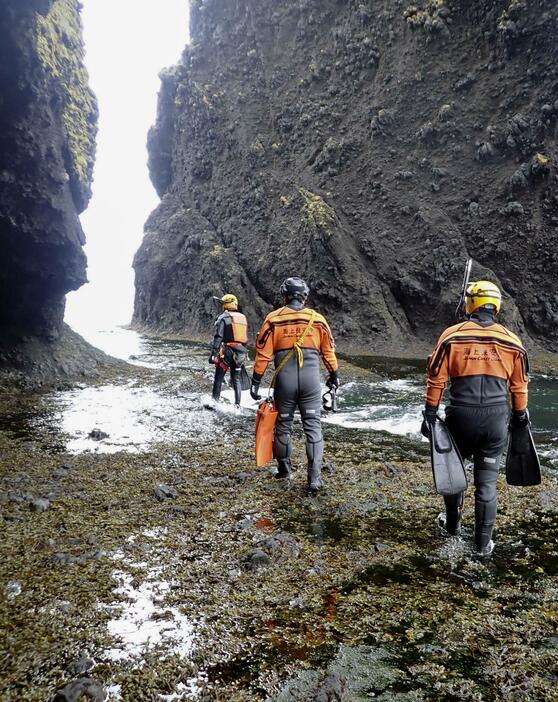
(1, 353), (558, 701)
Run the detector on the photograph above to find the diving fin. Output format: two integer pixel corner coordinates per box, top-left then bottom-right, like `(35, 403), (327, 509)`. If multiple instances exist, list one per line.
(505, 424), (541, 486)
(427, 416), (468, 496)
(239, 365), (251, 392)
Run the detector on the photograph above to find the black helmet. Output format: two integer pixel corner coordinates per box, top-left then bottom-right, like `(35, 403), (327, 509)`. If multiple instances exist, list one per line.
(280, 277), (309, 302)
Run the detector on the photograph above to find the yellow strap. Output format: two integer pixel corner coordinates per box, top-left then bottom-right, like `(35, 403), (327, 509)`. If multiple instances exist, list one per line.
(269, 310), (317, 390)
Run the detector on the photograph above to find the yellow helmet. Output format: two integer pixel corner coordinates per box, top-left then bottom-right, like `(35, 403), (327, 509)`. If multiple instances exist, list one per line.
(465, 280), (501, 315)
(219, 293), (238, 310)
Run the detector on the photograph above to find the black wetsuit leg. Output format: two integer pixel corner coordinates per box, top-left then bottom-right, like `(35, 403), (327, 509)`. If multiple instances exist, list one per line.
(445, 405), (509, 550)
(297, 353), (323, 484)
(273, 355), (297, 463)
(212, 365), (226, 401)
(230, 358), (242, 406)
(273, 350), (323, 485)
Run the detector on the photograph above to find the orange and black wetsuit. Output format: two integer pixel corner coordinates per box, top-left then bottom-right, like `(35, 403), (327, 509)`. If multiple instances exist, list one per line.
(211, 310), (248, 405)
(253, 301), (338, 479)
(426, 309), (529, 549)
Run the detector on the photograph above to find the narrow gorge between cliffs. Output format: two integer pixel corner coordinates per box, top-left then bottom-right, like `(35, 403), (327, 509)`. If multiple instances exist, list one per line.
(1, 2), (558, 701)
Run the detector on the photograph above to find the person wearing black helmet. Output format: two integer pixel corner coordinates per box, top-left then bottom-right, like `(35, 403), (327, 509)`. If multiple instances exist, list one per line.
(250, 277), (339, 491)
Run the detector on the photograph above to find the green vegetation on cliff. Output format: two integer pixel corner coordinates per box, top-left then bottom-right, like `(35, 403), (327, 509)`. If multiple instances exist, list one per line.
(35, 0), (97, 208)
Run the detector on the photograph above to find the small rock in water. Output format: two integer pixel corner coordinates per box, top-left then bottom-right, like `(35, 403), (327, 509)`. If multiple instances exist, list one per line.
(289, 596), (306, 609)
(154, 484), (178, 500)
(245, 548), (271, 570)
(6, 580), (22, 599)
(29, 497), (50, 512)
(52, 678), (106, 702)
(67, 656), (95, 677)
(88, 428), (109, 441)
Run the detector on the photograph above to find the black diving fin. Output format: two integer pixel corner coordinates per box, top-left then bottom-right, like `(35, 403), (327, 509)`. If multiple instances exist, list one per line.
(505, 424), (541, 486)
(239, 365), (251, 392)
(426, 414), (468, 495)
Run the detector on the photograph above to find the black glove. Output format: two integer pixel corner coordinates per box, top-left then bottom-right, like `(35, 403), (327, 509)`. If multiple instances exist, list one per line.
(511, 409), (529, 428)
(250, 373), (262, 401)
(208, 353), (216, 365)
(326, 370), (340, 389)
(421, 405), (438, 438)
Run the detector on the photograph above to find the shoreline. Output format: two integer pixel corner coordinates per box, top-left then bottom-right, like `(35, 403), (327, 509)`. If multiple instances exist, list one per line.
(1, 353), (557, 699)
(127, 323), (558, 377)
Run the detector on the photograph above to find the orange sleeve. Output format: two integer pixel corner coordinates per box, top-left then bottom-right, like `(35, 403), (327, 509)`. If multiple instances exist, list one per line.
(319, 318), (338, 372)
(426, 333), (450, 407)
(254, 316), (274, 377)
(509, 350), (528, 411)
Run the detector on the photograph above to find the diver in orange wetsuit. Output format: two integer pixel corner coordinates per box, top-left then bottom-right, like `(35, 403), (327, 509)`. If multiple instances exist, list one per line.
(423, 281), (529, 556)
(250, 278), (338, 491)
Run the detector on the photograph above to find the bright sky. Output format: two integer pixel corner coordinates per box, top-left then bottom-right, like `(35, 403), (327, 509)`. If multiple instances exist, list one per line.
(65, 0), (190, 334)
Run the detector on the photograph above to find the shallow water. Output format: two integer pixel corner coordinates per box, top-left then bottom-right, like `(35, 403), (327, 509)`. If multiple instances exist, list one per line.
(2, 325), (557, 700)
(105, 529), (195, 663)
(2, 325), (556, 468)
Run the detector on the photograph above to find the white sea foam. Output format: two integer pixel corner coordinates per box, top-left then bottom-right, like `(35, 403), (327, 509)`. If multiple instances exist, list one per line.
(104, 530), (195, 663)
(40, 383), (217, 454)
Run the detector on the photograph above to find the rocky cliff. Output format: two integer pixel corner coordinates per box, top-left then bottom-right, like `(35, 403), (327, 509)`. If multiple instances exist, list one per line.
(0, 0), (96, 339)
(134, 0), (558, 353)
(0, 0), (102, 379)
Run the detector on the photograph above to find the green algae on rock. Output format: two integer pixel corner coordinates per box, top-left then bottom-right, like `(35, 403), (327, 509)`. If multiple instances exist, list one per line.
(35, 0), (97, 211)
(0, 0), (98, 370)
(134, 0), (558, 354)
(1, 355), (557, 700)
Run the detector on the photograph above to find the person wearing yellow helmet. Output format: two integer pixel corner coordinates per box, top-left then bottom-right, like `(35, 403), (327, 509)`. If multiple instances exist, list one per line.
(464, 280), (502, 315)
(209, 294), (248, 407)
(422, 279), (529, 557)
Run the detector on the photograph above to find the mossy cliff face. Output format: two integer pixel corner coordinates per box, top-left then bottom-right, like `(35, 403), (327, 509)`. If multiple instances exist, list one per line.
(0, 0), (96, 343)
(134, 0), (558, 353)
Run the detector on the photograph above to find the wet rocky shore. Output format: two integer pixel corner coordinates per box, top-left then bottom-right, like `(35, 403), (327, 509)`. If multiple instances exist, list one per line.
(1, 342), (557, 701)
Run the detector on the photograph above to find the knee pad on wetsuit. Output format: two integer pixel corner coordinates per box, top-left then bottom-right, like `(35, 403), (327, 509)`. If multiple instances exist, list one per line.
(300, 410), (322, 443)
(274, 432), (292, 459)
(474, 454), (500, 504)
(305, 437), (324, 464)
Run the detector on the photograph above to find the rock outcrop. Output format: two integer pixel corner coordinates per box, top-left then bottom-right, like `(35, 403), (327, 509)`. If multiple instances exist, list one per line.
(134, 0), (558, 353)
(0, 0), (103, 380)
(0, 0), (96, 340)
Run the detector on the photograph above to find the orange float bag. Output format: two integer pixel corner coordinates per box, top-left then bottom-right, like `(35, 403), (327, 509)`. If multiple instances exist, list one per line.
(255, 399), (278, 467)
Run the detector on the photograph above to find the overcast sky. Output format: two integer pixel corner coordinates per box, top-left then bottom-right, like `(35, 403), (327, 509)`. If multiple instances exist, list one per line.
(65, 0), (189, 334)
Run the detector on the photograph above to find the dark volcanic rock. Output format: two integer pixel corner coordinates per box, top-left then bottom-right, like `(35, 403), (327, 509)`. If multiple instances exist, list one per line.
(88, 429), (109, 441)
(52, 677), (106, 702)
(154, 483), (178, 500)
(0, 0), (98, 372)
(245, 548), (271, 571)
(134, 0), (558, 352)
(66, 657), (95, 677)
(0, 324), (118, 389)
(29, 497), (50, 512)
